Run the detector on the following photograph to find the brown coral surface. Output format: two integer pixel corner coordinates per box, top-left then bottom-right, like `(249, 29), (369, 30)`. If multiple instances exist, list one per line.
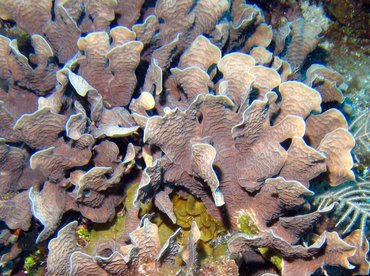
(0, 0), (368, 275)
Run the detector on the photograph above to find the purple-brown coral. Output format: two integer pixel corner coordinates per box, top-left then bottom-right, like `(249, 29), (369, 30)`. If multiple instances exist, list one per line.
(0, 0), (368, 275)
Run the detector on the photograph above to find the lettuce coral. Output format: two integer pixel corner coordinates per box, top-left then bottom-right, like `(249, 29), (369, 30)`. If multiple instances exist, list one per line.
(0, 0), (368, 275)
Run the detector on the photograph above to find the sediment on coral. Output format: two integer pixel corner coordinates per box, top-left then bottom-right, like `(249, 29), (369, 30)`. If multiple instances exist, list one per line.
(0, 0), (368, 275)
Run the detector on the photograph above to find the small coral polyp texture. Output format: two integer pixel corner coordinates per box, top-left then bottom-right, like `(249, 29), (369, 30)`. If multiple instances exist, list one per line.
(0, 0), (368, 275)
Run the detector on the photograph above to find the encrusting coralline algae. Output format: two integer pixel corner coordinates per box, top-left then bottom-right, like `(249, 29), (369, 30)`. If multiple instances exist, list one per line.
(0, 0), (369, 275)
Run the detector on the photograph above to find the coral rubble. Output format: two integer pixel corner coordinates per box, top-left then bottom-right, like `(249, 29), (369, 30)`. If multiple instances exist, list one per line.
(0, 0), (369, 275)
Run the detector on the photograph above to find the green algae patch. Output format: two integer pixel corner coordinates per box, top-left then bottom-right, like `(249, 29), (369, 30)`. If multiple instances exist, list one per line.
(139, 200), (154, 217)
(83, 211), (126, 255)
(153, 213), (179, 246)
(76, 226), (91, 245)
(259, 247), (282, 271)
(24, 256), (36, 273)
(124, 182), (139, 210)
(125, 182), (153, 217)
(23, 248), (46, 275)
(236, 210), (260, 235)
(186, 195), (206, 216)
(236, 210), (282, 272)
(173, 194), (225, 241)
(80, 182), (157, 255)
(141, 193), (228, 259)
(172, 194), (227, 258)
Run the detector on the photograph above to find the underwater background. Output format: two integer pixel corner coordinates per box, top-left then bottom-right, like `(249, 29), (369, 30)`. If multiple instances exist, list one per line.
(0, 0), (369, 275)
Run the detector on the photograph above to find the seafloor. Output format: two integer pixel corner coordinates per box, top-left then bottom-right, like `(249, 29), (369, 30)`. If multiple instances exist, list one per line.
(0, 0), (369, 275)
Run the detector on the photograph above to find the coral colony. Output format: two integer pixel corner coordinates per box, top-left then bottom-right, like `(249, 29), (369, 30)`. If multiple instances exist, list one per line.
(0, 0), (369, 275)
